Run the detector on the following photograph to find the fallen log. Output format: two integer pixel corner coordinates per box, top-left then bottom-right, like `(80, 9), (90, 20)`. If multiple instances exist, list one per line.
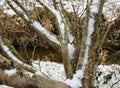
(0, 69), (70, 88)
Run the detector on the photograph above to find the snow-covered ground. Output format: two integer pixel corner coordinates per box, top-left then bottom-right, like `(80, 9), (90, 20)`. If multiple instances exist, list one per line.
(32, 61), (120, 88)
(32, 61), (66, 81)
(95, 64), (120, 88)
(0, 85), (13, 88)
(1, 61), (120, 88)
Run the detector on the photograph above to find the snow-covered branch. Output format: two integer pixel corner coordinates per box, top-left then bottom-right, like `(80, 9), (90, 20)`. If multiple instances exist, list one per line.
(32, 21), (61, 45)
(6, 0), (61, 46)
(65, 0), (101, 87)
(6, 0), (29, 22)
(0, 37), (36, 73)
(36, 0), (74, 43)
(36, 0), (75, 78)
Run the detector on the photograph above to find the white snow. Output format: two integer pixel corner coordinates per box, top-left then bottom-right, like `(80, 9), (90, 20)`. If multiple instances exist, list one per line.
(0, 59), (120, 88)
(62, 0), (85, 17)
(4, 68), (17, 76)
(90, 0), (100, 14)
(65, 0), (100, 87)
(95, 64), (120, 88)
(32, 60), (120, 88)
(0, 0), (120, 88)
(60, 22), (65, 41)
(103, 0), (120, 21)
(35, 70), (44, 77)
(3, 9), (16, 16)
(32, 61), (66, 81)
(24, 71), (34, 78)
(82, 0), (100, 78)
(8, 0), (23, 12)
(68, 43), (75, 60)
(0, 0), (120, 21)
(32, 21), (61, 45)
(7, 0), (29, 21)
(68, 32), (74, 44)
(0, 85), (13, 88)
(0, 38), (35, 71)
(0, 38), (23, 64)
(65, 70), (84, 88)
(0, 0), (16, 15)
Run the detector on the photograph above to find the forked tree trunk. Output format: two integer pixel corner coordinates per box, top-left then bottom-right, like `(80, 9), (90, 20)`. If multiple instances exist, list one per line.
(82, 0), (106, 87)
(2, 0), (108, 88)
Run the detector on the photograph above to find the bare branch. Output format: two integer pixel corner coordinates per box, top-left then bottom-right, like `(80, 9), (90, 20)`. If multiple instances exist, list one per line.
(6, 0), (61, 50)
(6, 0), (30, 22)
(111, 79), (120, 88)
(0, 37), (36, 73)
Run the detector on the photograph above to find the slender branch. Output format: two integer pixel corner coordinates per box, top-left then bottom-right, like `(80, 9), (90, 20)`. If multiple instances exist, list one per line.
(111, 79), (120, 88)
(6, 0), (29, 22)
(0, 37), (36, 73)
(7, 0), (61, 51)
(98, 23), (111, 52)
(13, 0), (29, 17)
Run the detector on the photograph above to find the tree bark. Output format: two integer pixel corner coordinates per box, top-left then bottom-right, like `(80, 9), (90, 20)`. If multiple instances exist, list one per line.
(0, 69), (70, 88)
(82, 52), (98, 88)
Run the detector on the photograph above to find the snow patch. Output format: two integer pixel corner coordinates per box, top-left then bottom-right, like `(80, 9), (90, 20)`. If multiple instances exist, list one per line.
(68, 43), (75, 60)
(4, 68), (17, 76)
(90, 0), (100, 14)
(32, 61), (66, 81)
(65, 70), (84, 88)
(0, 85), (13, 88)
(24, 71), (34, 78)
(95, 64), (120, 88)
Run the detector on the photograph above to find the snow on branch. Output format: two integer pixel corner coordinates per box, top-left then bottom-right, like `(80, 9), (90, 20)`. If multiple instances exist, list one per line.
(32, 21), (61, 45)
(65, 0), (101, 87)
(7, 0), (61, 46)
(36, 0), (74, 43)
(6, 0), (29, 21)
(0, 37), (36, 73)
(57, 1), (74, 43)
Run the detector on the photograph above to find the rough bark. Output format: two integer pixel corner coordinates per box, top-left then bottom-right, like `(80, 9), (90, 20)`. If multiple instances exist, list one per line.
(56, 1), (73, 78)
(0, 69), (70, 88)
(82, 0), (106, 87)
(61, 43), (73, 79)
(82, 51), (98, 88)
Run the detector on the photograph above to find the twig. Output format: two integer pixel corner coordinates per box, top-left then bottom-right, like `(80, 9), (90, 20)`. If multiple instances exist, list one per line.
(111, 79), (120, 88)
(31, 46), (37, 60)
(98, 23), (111, 52)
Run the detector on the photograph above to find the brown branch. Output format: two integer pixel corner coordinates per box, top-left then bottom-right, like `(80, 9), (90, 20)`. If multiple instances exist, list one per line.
(98, 23), (111, 52)
(0, 36), (36, 73)
(6, 0), (29, 22)
(0, 69), (69, 88)
(6, 0), (61, 52)
(13, 0), (29, 17)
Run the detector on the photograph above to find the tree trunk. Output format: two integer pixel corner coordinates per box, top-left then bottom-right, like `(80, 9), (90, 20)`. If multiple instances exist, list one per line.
(82, 51), (98, 88)
(61, 43), (73, 79)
